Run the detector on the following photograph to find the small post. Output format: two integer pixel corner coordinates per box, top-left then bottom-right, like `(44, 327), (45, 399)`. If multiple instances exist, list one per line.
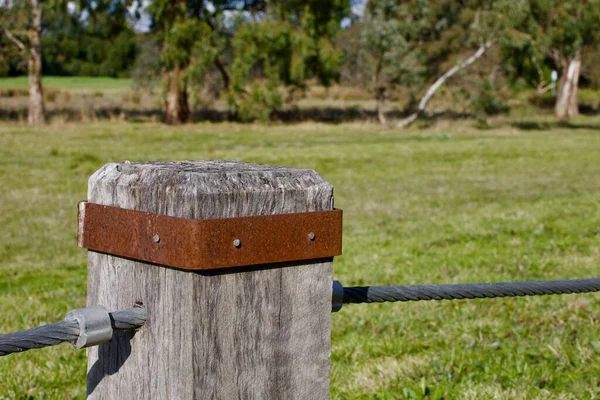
(85, 161), (334, 399)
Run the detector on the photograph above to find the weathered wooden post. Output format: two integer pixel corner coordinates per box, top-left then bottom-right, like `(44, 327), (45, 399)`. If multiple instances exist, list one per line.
(79, 161), (340, 399)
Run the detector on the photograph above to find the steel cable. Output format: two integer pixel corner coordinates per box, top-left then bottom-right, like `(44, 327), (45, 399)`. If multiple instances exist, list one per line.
(0, 307), (146, 357)
(342, 278), (600, 304)
(0, 320), (80, 356)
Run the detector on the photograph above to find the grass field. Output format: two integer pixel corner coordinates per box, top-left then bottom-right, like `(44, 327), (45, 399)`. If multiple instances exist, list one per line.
(0, 76), (132, 91)
(0, 116), (600, 399)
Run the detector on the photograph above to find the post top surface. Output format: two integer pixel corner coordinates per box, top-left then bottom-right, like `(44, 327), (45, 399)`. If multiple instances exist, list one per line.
(89, 160), (332, 203)
(113, 160), (313, 175)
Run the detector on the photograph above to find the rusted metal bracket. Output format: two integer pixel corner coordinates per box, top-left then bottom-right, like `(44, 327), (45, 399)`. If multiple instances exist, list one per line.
(77, 202), (342, 271)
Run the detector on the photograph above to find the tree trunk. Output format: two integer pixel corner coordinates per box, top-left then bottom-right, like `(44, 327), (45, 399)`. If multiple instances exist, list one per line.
(555, 48), (581, 119)
(376, 87), (387, 125)
(164, 67), (190, 124)
(214, 58), (230, 90)
(396, 39), (496, 129)
(372, 56), (387, 126)
(27, 0), (45, 126)
(205, 17), (230, 91)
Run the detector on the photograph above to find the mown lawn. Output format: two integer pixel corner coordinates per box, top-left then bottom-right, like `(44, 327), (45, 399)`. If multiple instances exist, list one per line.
(0, 76), (132, 91)
(0, 117), (599, 399)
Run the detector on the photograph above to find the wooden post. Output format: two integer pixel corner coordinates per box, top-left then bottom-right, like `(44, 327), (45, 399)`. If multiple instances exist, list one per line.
(85, 161), (334, 399)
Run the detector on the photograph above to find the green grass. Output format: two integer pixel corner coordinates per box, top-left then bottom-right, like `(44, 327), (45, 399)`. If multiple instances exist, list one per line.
(1, 117), (600, 399)
(0, 76), (132, 90)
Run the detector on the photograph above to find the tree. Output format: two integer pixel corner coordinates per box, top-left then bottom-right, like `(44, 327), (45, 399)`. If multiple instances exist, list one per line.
(132, 35), (162, 92)
(229, 21), (297, 121)
(230, 18), (345, 121)
(505, 0), (600, 119)
(536, 0), (599, 119)
(229, 0), (350, 121)
(160, 18), (214, 124)
(1, 0), (137, 124)
(146, 0), (349, 123)
(393, 0), (504, 128)
(147, 0), (261, 124)
(357, 0), (503, 127)
(397, 38), (496, 128)
(1, 0), (46, 125)
(42, 1), (137, 77)
(360, 0), (422, 125)
(0, 30), (23, 77)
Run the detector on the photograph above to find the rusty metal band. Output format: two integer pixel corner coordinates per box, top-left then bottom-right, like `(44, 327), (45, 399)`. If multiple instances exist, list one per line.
(77, 202), (342, 271)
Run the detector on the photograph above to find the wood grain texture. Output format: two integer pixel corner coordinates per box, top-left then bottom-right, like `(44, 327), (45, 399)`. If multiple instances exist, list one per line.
(86, 161), (333, 399)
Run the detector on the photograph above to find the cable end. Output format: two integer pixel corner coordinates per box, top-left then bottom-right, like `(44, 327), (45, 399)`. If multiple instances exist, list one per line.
(332, 280), (344, 312)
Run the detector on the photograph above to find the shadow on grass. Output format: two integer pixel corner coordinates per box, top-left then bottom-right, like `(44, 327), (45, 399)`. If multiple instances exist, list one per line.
(2, 103), (599, 129)
(0, 104), (472, 125)
(529, 95), (600, 115)
(511, 120), (600, 131)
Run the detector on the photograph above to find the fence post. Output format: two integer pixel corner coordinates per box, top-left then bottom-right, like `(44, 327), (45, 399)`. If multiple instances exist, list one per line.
(85, 161), (334, 399)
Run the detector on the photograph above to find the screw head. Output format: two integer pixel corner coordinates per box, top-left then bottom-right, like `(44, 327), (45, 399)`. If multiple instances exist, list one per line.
(308, 232), (316, 241)
(153, 235), (160, 243)
(233, 239), (242, 248)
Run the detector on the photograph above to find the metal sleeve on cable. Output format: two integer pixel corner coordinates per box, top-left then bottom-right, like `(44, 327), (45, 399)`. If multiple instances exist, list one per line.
(65, 306), (113, 349)
(341, 278), (600, 305)
(0, 307), (147, 357)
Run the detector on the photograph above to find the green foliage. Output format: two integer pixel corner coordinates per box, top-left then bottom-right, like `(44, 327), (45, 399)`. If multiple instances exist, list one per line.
(351, 0), (505, 118)
(360, 0), (422, 92)
(269, 0), (350, 39)
(0, 0), (42, 75)
(230, 21), (293, 121)
(336, 24), (370, 86)
(146, 0), (252, 121)
(582, 45), (600, 90)
(41, 1), (137, 77)
(161, 19), (213, 71)
(528, 0), (600, 59)
(0, 0), (138, 78)
(471, 81), (508, 116)
(0, 34), (23, 76)
(502, 0), (600, 87)
(227, 2), (348, 121)
(229, 81), (283, 122)
(292, 3), (347, 86)
(158, 15), (223, 100)
(132, 36), (161, 90)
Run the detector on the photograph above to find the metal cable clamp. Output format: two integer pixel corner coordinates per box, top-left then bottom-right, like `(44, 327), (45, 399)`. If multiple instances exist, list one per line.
(65, 306), (113, 349)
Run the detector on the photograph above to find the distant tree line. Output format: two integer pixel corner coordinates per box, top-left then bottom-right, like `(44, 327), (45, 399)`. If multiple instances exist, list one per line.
(344, 0), (600, 126)
(1, 1), (136, 78)
(1, 0), (598, 126)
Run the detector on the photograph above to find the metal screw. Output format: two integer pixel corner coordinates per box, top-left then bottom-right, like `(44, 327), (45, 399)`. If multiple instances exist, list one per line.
(153, 235), (160, 243)
(308, 232), (316, 241)
(233, 239), (242, 248)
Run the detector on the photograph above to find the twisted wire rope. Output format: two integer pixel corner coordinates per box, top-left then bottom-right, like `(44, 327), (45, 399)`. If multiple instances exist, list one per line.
(0, 308), (146, 357)
(4, 279), (600, 356)
(343, 278), (600, 304)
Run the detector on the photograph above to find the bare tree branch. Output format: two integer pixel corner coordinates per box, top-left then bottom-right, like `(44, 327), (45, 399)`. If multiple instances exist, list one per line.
(396, 39), (496, 129)
(214, 58), (230, 90)
(535, 80), (552, 95)
(2, 26), (26, 52)
(547, 48), (563, 66)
